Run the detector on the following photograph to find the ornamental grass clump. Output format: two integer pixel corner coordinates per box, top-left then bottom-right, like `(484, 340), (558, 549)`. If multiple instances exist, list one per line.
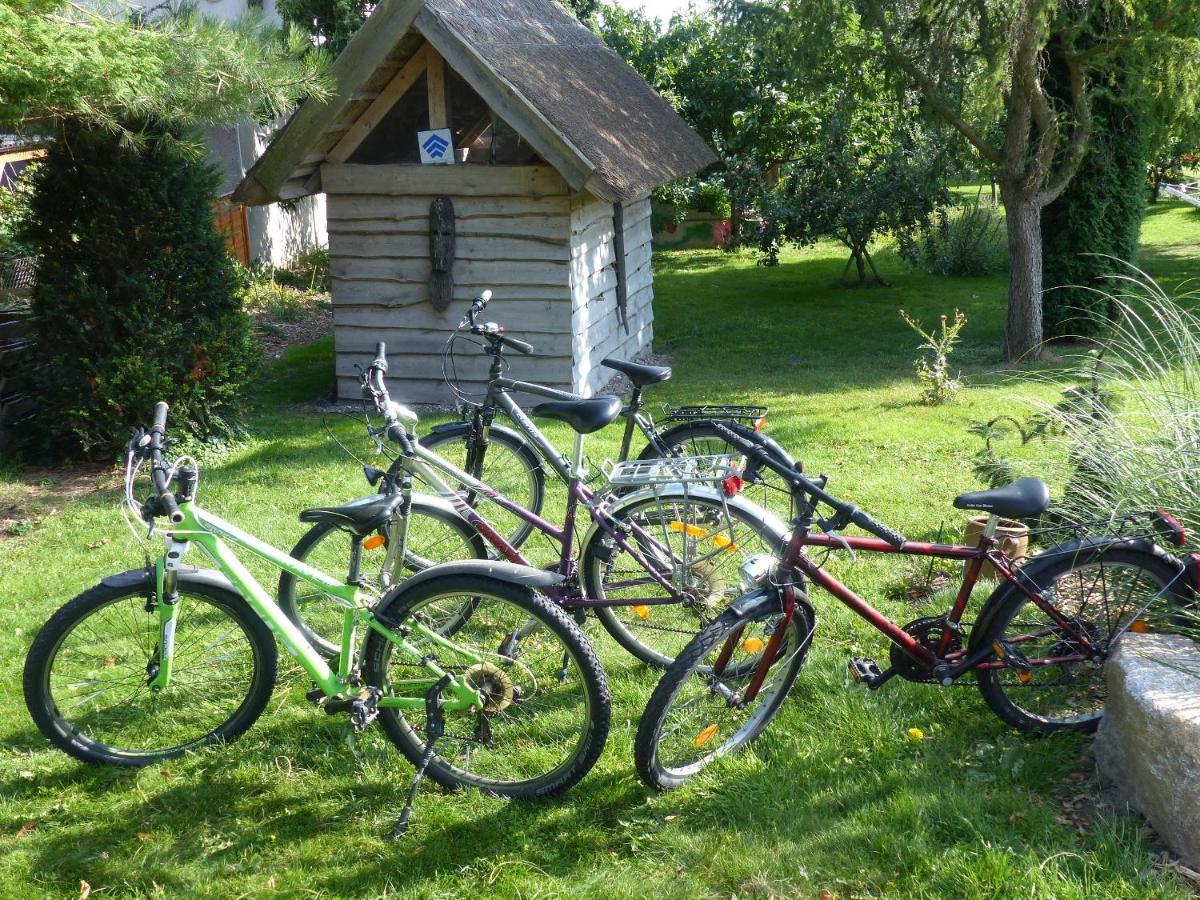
(1042, 269), (1200, 542)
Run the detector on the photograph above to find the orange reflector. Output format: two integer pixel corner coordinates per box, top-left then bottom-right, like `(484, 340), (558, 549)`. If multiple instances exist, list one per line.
(363, 534), (386, 550)
(712, 534), (736, 552)
(634, 605), (650, 620)
(1017, 670), (1033, 685)
(992, 641), (1006, 660)
(742, 637), (764, 654)
(1130, 618), (1148, 633)
(669, 521), (708, 538)
(693, 724), (719, 748)
(753, 416), (767, 432)
(722, 474), (745, 496)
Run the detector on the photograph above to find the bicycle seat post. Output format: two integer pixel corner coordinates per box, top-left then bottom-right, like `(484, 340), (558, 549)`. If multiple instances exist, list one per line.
(571, 431), (587, 480)
(346, 534), (365, 586)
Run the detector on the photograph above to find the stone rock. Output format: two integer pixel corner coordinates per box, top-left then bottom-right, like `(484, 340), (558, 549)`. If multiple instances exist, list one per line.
(1094, 633), (1200, 867)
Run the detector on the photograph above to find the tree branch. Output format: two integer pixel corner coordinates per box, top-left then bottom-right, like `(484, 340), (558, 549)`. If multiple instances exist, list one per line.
(860, 0), (1003, 166)
(1035, 50), (1091, 206)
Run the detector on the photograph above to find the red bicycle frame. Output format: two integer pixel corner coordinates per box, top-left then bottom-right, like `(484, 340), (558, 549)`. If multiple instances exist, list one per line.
(734, 518), (1100, 702)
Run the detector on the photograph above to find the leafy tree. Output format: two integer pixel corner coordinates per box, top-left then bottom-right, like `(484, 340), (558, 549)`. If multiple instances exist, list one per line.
(757, 99), (950, 285)
(277, 0), (369, 55)
(857, 0), (1200, 361)
(18, 124), (259, 457)
(0, 1), (327, 142)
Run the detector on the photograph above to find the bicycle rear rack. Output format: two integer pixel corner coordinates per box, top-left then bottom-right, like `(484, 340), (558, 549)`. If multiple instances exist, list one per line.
(664, 404), (767, 424)
(602, 454), (740, 489)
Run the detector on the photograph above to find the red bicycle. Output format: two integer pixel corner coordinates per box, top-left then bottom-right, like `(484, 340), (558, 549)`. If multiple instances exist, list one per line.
(635, 422), (1198, 791)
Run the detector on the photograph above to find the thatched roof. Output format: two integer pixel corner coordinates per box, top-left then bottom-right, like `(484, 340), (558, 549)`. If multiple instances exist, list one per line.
(234, 0), (715, 205)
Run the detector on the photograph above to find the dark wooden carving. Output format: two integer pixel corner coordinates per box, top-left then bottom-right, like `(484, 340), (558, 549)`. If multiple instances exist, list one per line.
(429, 196), (456, 312)
(612, 201), (629, 333)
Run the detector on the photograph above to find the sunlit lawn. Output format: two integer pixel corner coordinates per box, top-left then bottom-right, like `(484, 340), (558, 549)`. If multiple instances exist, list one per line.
(1, 202), (1198, 897)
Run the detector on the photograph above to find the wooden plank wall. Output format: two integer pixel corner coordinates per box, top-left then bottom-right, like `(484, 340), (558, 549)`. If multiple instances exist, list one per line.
(324, 163), (577, 404)
(568, 193), (654, 397)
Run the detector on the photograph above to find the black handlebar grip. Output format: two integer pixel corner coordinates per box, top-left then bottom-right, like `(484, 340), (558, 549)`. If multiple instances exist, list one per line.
(152, 401), (169, 433)
(501, 334), (534, 355)
(851, 508), (906, 548)
(387, 423), (414, 457)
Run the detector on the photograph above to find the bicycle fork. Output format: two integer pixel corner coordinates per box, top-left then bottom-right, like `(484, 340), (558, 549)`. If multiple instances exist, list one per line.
(147, 539), (188, 693)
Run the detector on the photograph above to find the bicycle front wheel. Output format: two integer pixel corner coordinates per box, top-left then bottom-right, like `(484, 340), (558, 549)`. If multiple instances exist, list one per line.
(364, 573), (611, 798)
(24, 574), (277, 765)
(635, 597), (813, 791)
(975, 544), (1195, 733)
(280, 496), (487, 658)
(583, 489), (787, 666)
(419, 421), (544, 554)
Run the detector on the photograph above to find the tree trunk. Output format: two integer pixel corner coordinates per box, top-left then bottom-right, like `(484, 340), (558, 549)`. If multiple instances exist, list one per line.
(1000, 181), (1044, 361)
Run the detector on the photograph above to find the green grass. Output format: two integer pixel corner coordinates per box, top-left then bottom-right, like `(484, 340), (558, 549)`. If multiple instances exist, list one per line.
(3, 204), (1200, 898)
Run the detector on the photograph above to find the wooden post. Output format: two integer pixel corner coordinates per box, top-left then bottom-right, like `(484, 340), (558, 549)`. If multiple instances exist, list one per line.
(426, 45), (448, 131)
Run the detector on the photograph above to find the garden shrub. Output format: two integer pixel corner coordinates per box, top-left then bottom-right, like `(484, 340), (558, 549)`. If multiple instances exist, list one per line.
(19, 124), (258, 458)
(898, 197), (1007, 277)
(692, 181), (731, 218)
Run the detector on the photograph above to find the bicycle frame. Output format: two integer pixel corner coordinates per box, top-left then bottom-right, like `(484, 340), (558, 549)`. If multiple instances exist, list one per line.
(147, 501), (482, 711)
(734, 517), (1103, 703)
(396, 440), (713, 608)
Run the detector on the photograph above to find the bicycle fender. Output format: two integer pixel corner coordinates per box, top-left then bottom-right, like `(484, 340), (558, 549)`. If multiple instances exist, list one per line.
(966, 536), (1185, 655)
(728, 585), (817, 628)
(101, 567), (238, 595)
(425, 420), (530, 447)
(581, 483), (790, 556)
(382, 559), (565, 599)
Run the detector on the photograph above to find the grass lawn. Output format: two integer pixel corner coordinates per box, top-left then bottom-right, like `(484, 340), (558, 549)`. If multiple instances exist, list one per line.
(2, 203), (1200, 898)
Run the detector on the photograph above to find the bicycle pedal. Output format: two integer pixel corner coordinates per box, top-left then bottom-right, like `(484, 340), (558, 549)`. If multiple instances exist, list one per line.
(348, 687), (382, 732)
(992, 638), (1032, 672)
(305, 686), (326, 706)
(848, 657), (896, 690)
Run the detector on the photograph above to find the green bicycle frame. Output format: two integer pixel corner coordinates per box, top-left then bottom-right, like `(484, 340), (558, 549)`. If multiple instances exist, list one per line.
(146, 499), (482, 712)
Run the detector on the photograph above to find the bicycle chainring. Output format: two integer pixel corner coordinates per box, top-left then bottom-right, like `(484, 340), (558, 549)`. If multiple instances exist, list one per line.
(890, 616), (962, 683)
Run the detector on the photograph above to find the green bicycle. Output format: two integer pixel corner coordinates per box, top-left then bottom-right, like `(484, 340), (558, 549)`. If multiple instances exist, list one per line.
(23, 403), (611, 810)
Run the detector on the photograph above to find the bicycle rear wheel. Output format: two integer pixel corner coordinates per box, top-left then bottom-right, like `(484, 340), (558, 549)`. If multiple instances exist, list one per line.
(583, 488), (787, 666)
(638, 420), (794, 518)
(635, 597), (813, 791)
(364, 573), (611, 798)
(280, 496), (486, 658)
(975, 544), (1195, 733)
(24, 574), (277, 765)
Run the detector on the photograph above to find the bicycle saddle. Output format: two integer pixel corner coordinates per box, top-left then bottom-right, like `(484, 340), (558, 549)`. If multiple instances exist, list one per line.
(299, 493), (405, 535)
(531, 396), (624, 434)
(953, 477), (1051, 520)
(601, 357), (672, 387)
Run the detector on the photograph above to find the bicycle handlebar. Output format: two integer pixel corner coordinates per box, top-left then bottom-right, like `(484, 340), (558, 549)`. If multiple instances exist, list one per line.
(709, 421), (906, 548)
(363, 342), (415, 457)
(144, 402), (184, 524)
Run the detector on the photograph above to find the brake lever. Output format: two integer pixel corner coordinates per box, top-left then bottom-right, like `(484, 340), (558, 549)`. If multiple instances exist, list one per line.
(823, 528), (858, 564)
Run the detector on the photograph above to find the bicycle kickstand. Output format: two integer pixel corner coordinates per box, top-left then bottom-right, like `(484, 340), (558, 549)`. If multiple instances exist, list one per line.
(392, 674), (452, 840)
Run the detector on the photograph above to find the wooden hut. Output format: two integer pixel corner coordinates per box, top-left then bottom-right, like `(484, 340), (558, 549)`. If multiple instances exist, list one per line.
(234, 0), (715, 403)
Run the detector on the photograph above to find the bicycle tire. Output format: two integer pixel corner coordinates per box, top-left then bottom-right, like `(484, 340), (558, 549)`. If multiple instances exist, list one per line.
(974, 544), (1194, 733)
(280, 496), (487, 658)
(363, 573), (611, 798)
(635, 597), (813, 791)
(24, 573), (277, 766)
(420, 421), (545, 554)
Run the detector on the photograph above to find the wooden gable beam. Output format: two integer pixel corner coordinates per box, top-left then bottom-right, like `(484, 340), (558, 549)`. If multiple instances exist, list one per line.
(326, 47), (429, 164)
(425, 45), (448, 130)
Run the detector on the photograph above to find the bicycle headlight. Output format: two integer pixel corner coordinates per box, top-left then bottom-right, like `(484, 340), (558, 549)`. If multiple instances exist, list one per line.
(738, 554), (778, 589)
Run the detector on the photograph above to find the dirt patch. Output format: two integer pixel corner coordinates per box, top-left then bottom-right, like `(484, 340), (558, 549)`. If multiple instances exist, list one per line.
(254, 304), (333, 364)
(0, 463), (121, 538)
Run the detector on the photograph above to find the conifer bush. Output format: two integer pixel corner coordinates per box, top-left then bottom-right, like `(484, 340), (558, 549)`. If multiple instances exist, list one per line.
(19, 124), (258, 457)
